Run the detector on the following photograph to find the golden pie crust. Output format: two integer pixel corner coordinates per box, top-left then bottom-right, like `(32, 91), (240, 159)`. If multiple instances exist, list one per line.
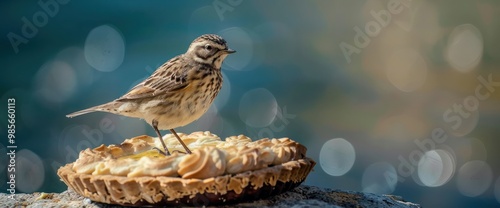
(57, 131), (315, 206)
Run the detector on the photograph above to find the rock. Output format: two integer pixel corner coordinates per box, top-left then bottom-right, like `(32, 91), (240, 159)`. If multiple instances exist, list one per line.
(0, 185), (420, 208)
(233, 186), (420, 208)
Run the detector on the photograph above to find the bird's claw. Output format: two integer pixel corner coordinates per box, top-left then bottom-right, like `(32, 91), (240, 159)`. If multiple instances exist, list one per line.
(152, 147), (170, 156)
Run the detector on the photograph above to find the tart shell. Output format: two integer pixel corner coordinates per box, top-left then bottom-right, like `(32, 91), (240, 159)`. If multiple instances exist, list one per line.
(58, 157), (315, 206)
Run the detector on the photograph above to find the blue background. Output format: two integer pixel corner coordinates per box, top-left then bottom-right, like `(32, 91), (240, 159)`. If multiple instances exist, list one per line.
(1, 1), (500, 207)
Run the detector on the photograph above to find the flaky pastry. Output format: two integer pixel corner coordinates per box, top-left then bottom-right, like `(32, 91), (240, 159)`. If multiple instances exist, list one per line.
(58, 131), (315, 206)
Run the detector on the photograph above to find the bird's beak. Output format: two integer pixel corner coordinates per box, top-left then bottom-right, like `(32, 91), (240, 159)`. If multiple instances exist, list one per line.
(225, 48), (236, 54)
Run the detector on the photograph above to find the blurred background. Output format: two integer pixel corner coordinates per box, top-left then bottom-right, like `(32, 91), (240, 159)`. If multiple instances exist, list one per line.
(1, 1), (500, 207)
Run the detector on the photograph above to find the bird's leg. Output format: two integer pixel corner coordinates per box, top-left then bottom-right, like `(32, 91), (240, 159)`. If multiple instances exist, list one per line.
(152, 120), (170, 156)
(170, 129), (192, 154)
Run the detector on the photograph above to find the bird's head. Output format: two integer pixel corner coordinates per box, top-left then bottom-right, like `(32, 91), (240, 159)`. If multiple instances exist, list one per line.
(186, 34), (236, 69)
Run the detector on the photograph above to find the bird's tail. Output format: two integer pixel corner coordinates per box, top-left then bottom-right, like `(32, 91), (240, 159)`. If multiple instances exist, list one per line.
(66, 102), (120, 118)
(66, 106), (101, 118)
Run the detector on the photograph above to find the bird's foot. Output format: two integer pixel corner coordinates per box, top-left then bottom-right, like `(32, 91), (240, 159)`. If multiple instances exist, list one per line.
(152, 147), (170, 156)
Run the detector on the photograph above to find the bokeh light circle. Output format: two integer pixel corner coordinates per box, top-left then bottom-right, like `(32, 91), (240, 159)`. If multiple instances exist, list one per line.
(448, 108), (479, 137)
(417, 149), (455, 187)
(239, 88), (278, 128)
(35, 60), (77, 104)
(84, 24), (125, 72)
(385, 48), (428, 92)
(445, 24), (483, 73)
(362, 162), (398, 194)
(494, 177), (500, 204)
(55, 47), (95, 87)
(462, 137), (487, 161)
(457, 160), (492, 197)
(320, 138), (356, 176)
(15, 149), (45, 193)
(219, 27), (254, 71)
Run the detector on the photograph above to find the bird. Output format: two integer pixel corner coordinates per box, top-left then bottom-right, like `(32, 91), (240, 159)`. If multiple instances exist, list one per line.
(67, 34), (235, 155)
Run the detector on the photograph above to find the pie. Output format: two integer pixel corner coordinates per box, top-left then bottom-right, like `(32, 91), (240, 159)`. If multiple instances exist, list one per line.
(57, 131), (316, 206)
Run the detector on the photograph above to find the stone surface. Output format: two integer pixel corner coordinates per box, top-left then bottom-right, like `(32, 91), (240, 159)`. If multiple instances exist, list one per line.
(0, 185), (420, 208)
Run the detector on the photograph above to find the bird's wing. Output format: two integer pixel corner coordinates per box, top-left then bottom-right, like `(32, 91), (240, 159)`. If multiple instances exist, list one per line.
(117, 56), (190, 101)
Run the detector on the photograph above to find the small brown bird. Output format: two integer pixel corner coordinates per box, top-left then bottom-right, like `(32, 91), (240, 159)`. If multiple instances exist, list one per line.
(67, 34), (235, 155)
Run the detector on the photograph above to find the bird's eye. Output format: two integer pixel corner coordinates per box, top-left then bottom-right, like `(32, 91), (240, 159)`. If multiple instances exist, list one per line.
(204, 44), (213, 51)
